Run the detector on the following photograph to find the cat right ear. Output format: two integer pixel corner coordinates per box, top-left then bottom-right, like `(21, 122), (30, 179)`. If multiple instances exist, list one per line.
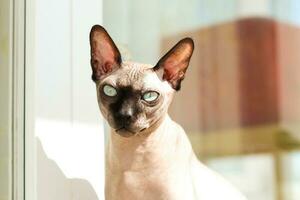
(154, 38), (194, 91)
(89, 25), (122, 81)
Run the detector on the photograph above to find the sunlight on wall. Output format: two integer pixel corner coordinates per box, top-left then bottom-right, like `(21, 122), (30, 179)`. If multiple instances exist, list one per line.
(33, 0), (104, 198)
(36, 118), (104, 199)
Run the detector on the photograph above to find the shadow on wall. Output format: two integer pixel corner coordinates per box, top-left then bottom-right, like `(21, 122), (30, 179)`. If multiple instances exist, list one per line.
(36, 139), (99, 200)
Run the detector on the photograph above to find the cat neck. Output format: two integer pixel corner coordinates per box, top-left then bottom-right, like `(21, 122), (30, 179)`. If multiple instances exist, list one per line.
(107, 114), (187, 171)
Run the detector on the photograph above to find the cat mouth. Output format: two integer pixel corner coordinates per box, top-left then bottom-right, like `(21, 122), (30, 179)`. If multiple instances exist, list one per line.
(140, 128), (146, 132)
(115, 127), (133, 133)
(115, 127), (147, 135)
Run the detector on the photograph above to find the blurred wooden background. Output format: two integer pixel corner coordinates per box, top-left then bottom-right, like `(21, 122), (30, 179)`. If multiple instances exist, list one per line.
(164, 17), (300, 200)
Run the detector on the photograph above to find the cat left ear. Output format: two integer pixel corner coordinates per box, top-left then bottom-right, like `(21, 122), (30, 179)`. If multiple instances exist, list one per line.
(89, 25), (122, 81)
(154, 38), (194, 91)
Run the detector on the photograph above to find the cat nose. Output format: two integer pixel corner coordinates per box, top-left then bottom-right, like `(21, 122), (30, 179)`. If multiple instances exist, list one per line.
(118, 108), (133, 121)
(121, 113), (132, 121)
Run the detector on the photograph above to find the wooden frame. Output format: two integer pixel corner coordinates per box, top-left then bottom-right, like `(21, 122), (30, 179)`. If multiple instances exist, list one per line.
(13, 0), (26, 199)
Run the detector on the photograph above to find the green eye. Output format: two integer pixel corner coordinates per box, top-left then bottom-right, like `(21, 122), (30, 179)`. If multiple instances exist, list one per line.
(103, 85), (117, 97)
(142, 91), (159, 102)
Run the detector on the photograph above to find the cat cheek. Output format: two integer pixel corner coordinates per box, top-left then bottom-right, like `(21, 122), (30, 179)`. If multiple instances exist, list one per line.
(145, 110), (158, 122)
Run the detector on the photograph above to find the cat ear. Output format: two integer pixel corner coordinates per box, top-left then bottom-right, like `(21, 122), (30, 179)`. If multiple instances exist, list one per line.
(154, 38), (194, 91)
(89, 25), (122, 81)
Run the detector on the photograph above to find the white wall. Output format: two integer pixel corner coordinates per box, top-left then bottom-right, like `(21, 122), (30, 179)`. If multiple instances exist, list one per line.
(237, 0), (272, 17)
(273, 0), (300, 25)
(31, 0), (105, 199)
(103, 0), (280, 66)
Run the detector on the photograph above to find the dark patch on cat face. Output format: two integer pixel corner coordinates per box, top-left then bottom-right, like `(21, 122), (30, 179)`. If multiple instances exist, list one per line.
(109, 86), (142, 129)
(98, 81), (164, 136)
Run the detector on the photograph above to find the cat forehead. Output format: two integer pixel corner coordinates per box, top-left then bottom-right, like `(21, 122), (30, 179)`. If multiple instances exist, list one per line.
(119, 61), (153, 81)
(122, 61), (153, 70)
(116, 62), (153, 87)
(99, 61), (173, 92)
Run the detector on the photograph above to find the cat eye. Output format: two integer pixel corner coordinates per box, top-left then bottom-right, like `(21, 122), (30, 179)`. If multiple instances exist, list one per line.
(103, 85), (117, 97)
(142, 91), (159, 102)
